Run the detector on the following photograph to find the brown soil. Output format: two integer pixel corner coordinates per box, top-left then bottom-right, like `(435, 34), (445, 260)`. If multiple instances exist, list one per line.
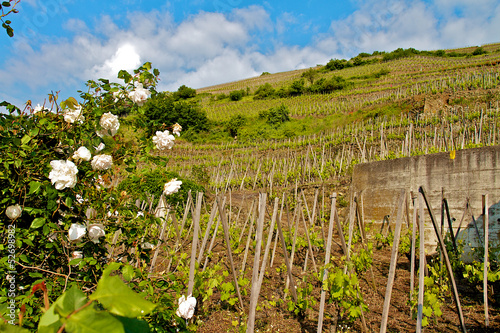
(156, 186), (500, 333)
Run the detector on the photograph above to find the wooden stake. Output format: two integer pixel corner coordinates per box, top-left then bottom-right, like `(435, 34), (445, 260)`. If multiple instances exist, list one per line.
(380, 190), (406, 333)
(317, 193), (337, 333)
(416, 192), (425, 333)
(217, 195), (244, 311)
(187, 192), (203, 296)
(247, 193), (266, 333)
(483, 194), (489, 327)
(419, 186), (467, 333)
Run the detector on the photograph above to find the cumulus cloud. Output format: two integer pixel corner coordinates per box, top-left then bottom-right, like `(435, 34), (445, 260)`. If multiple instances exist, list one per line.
(324, 0), (500, 57)
(91, 44), (142, 79)
(1, 0), (499, 107)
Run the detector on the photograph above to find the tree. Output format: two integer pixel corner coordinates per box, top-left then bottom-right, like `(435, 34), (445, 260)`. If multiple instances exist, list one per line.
(288, 79), (305, 96)
(226, 114), (246, 137)
(472, 47), (487, 56)
(173, 85), (196, 100)
(301, 68), (319, 84)
(259, 104), (290, 127)
(254, 83), (276, 99)
(229, 90), (244, 101)
(142, 92), (208, 136)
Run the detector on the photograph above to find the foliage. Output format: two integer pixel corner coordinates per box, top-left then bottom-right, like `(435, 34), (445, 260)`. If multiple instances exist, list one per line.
(287, 275), (317, 317)
(325, 58), (352, 71)
(409, 260), (448, 327)
(0, 62), (191, 331)
(36, 264), (155, 333)
(173, 85), (197, 100)
(229, 90), (245, 101)
(301, 68), (319, 84)
(0, 0), (20, 37)
(253, 83), (276, 100)
(308, 76), (350, 94)
(226, 114), (247, 137)
(472, 47), (487, 56)
(325, 264), (367, 322)
(288, 79), (306, 96)
(117, 168), (204, 214)
(351, 242), (373, 274)
(141, 92), (209, 137)
(258, 104), (290, 127)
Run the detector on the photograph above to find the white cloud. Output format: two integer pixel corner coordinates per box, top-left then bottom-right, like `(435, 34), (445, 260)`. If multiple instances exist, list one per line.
(91, 44), (142, 79)
(1, 1), (499, 108)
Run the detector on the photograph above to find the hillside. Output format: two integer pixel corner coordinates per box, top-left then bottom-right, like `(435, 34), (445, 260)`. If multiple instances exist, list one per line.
(161, 42), (500, 197)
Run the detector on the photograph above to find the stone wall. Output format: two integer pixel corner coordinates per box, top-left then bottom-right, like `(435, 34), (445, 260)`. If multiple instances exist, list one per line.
(350, 145), (500, 257)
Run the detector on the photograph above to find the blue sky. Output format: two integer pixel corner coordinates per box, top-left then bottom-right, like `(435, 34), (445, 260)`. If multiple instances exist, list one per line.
(1, 0), (499, 110)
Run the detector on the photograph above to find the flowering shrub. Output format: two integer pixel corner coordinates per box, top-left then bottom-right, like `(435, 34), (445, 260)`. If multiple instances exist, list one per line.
(0, 62), (190, 331)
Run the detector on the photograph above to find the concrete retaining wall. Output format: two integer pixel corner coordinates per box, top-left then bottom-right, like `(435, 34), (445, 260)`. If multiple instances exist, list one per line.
(350, 145), (500, 257)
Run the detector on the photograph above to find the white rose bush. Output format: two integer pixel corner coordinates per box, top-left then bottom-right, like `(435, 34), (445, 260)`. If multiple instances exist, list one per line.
(0, 62), (196, 331)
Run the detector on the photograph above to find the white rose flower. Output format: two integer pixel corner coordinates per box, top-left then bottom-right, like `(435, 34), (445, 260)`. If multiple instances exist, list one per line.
(94, 142), (105, 153)
(152, 130), (175, 150)
(163, 178), (182, 195)
(128, 83), (150, 106)
(71, 251), (83, 260)
(98, 112), (120, 137)
(33, 104), (50, 114)
(72, 146), (92, 162)
(63, 105), (84, 124)
(176, 294), (196, 319)
(88, 224), (105, 243)
(6, 204), (22, 220)
(173, 123), (182, 136)
(68, 223), (86, 242)
(91, 154), (113, 170)
(49, 160), (78, 190)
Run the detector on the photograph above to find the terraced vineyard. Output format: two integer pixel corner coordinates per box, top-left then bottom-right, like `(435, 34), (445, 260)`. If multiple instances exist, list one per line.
(161, 43), (500, 197)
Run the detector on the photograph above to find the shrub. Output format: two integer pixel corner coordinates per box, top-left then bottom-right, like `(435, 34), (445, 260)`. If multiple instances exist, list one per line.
(229, 90), (244, 101)
(118, 168), (204, 214)
(325, 58), (351, 71)
(254, 83), (276, 99)
(301, 68), (319, 84)
(472, 47), (487, 55)
(142, 92), (209, 136)
(259, 104), (290, 127)
(226, 114), (246, 137)
(173, 85), (196, 100)
(288, 79), (305, 96)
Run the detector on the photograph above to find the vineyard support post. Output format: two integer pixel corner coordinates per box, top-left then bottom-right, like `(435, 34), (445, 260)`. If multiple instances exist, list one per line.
(317, 193), (337, 333)
(380, 190), (406, 333)
(419, 186), (467, 333)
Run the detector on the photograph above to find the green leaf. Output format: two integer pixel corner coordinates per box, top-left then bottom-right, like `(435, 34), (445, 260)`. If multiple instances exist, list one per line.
(21, 135), (31, 145)
(90, 274), (156, 317)
(69, 258), (83, 266)
(38, 286), (88, 332)
(122, 265), (135, 282)
(29, 181), (42, 195)
(65, 306), (125, 333)
(30, 217), (46, 229)
(114, 316), (150, 333)
(65, 196), (73, 208)
(29, 127), (40, 137)
(0, 323), (31, 333)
